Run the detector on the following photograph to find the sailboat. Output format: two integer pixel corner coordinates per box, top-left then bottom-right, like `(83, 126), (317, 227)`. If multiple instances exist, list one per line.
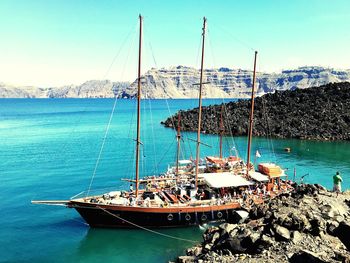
(204, 104), (243, 174)
(32, 16), (290, 228)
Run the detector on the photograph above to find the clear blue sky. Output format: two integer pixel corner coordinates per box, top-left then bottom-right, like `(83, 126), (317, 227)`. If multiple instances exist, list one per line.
(0, 0), (349, 86)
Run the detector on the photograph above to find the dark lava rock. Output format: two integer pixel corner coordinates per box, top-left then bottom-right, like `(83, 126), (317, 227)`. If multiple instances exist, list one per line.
(175, 184), (350, 263)
(334, 221), (350, 250)
(162, 82), (350, 141)
(289, 250), (328, 263)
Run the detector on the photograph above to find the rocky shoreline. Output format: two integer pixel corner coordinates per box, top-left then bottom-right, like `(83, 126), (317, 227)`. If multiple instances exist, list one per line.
(174, 184), (350, 263)
(161, 82), (350, 141)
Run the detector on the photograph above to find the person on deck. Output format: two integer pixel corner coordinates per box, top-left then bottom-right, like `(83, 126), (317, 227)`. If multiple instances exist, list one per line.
(333, 171), (343, 197)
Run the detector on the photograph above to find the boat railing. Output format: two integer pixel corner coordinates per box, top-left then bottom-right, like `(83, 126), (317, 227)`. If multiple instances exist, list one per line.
(70, 187), (125, 200)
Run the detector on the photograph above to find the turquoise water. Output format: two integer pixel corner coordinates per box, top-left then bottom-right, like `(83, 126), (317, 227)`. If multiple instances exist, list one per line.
(0, 99), (349, 263)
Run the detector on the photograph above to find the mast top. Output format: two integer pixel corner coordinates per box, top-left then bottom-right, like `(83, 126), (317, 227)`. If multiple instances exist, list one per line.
(202, 17), (207, 32)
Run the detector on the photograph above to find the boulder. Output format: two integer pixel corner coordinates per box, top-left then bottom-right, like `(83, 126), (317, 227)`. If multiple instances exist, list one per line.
(233, 210), (249, 223)
(334, 221), (350, 250)
(202, 227), (219, 243)
(320, 200), (348, 219)
(225, 236), (246, 253)
(177, 256), (196, 263)
(290, 213), (311, 231)
(289, 250), (328, 263)
(309, 217), (325, 236)
(218, 223), (236, 235)
(211, 232), (221, 244)
(326, 220), (339, 235)
(274, 225), (291, 241)
(291, 231), (303, 244)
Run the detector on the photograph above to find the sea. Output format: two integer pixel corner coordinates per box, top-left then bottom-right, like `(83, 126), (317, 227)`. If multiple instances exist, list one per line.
(0, 98), (349, 263)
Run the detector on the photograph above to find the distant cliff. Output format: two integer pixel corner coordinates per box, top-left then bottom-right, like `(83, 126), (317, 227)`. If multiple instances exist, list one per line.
(127, 66), (350, 98)
(162, 82), (350, 141)
(1, 66), (350, 98)
(0, 80), (129, 98)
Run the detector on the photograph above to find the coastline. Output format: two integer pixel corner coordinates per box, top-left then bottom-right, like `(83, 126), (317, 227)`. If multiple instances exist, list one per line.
(174, 184), (350, 263)
(162, 82), (350, 141)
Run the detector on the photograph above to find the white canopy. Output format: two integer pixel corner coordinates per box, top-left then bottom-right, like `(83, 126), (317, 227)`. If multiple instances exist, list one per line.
(178, 160), (192, 165)
(249, 171), (269, 182)
(199, 172), (253, 188)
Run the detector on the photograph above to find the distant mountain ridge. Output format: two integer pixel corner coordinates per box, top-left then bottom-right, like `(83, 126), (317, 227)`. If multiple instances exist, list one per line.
(1, 66), (350, 98)
(0, 80), (129, 98)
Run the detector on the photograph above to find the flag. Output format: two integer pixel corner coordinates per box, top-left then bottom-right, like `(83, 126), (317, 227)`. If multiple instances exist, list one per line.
(255, 150), (261, 158)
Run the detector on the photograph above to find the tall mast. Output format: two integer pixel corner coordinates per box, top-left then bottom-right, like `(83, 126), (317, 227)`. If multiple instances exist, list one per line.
(175, 112), (181, 176)
(195, 17), (207, 190)
(135, 14), (142, 197)
(219, 104), (224, 159)
(246, 51), (258, 177)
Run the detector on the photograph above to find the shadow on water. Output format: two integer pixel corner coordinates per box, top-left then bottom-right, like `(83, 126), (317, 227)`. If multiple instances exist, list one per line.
(73, 226), (203, 263)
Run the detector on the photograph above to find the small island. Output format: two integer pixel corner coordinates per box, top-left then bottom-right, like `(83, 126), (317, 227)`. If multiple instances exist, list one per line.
(162, 82), (350, 141)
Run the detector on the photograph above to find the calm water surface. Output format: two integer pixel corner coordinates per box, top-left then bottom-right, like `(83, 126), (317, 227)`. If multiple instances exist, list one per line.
(0, 99), (349, 263)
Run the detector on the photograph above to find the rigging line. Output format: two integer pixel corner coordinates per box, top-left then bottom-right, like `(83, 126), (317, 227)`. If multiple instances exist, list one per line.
(207, 27), (217, 71)
(210, 21), (255, 52)
(165, 99), (178, 138)
(86, 96), (119, 197)
(143, 24), (158, 68)
(221, 101), (240, 158)
(118, 28), (139, 183)
(34, 23), (138, 167)
(97, 206), (198, 243)
(120, 28), (138, 82)
(156, 139), (176, 168)
(261, 93), (277, 162)
(257, 59), (276, 162)
(195, 31), (203, 69)
(123, 98), (137, 184)
(148, 41), (158, 68)
(147, 97), (158, 175)
(220, 100), (237, 157)
(104, 22), (138, 79)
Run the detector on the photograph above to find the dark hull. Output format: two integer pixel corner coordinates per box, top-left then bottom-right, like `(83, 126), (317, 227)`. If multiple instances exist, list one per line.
(69, 202), (243, 228)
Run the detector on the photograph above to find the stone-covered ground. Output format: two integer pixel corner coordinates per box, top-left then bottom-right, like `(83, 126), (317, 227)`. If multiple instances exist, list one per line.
(175, 184), (350, 263)
(162, 82), (350, 141)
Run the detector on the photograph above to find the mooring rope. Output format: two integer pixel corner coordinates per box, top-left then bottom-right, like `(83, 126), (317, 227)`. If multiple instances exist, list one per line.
(97, 206), (198, 244)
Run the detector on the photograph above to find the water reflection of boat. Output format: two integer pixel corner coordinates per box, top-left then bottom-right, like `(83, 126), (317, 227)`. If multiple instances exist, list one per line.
(76, 228), (202, 262)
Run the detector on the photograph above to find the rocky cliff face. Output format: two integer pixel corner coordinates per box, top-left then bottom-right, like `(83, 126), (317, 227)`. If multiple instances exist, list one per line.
(1, 66), (350, 98)
(127, 66), (350, 99)
(0, 80), (129, 98)
(162, 82), (350, 141)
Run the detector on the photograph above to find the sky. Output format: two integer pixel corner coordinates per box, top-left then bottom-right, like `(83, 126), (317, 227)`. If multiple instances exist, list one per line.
(0, 0), (349, 87)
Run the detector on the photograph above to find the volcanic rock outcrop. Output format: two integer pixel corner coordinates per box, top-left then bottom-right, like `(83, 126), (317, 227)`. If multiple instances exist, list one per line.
(162, 82), (350, 141)
(176, 184), (350, 263)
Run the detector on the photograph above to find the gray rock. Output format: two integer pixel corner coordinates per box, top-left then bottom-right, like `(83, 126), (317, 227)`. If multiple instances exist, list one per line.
(193, 247), (202, 257)
(326, 220), (339, 235)
(204, 243), (213, 251)
(218, 223), (236, 235)
(211, 232), (221, 244)
(291, 231), (303, 244)
(233, 210), (249, 223)
(275, 225), (291, 241)
(289, 250), (328, 263)
(177, 255), (196, 263)
(249, 232), (261, 244)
